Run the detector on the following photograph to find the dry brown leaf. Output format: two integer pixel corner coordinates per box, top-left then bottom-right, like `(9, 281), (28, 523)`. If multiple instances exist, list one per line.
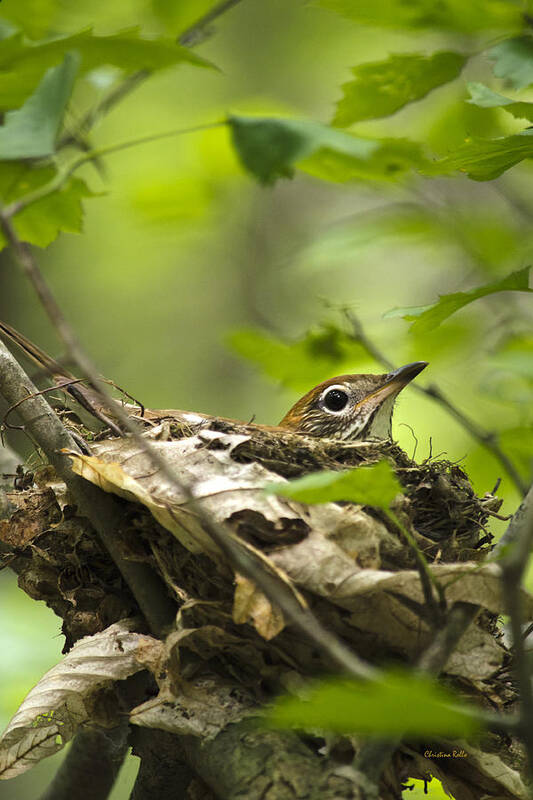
(270, 552), (532, 619)
(65, 431), (394, 571)
(233, 573), (285, 640)
(130, 675), (253, 738)
(0, 619), (152, 780)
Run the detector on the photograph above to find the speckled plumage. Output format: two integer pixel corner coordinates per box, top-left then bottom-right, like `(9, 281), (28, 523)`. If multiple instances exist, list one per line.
(279, 363), (427, 441)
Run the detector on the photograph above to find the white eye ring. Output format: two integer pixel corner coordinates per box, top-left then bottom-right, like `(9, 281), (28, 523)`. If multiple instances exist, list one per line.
(319, 385), (350, 413)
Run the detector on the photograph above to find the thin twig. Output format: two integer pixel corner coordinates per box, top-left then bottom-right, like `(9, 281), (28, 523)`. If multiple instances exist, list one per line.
(3, 121), (226, 220)
(178, 0), (245, 46)
(58, 71), (150, 151)
(344, 310), (527, 495)
(385, 509), (446, 621)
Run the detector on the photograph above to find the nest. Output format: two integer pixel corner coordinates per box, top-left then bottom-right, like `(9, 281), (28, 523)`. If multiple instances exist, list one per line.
(0, 410), (527, 799)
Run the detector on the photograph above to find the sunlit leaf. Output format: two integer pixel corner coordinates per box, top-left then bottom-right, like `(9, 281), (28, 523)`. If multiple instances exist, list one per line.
(467, 82), (533, 122)
(0, 53), (77, 160)
(268, 671), (480, 736)
(229, 326), (368, 392)
(0, 162), (94, 250)
(316, 0), (523, 32)
(489, 36), (533, 89)
(228, 115), (425, 185)
(265, 461), (402, 509)
(0, 28), (213, 110)
(385, 267), (532, 333)
(333, 52), (466, 126)
(425, 130), (533, 181)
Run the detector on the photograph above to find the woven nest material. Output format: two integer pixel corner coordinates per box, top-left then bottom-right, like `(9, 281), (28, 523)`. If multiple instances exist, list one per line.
(0, 410), (528, 799)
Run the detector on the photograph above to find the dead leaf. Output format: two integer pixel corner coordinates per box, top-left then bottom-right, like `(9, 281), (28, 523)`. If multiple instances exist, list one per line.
(233, 573), (285, 640)
(0, 619), (151, 779)
(130, 675), (254, 738)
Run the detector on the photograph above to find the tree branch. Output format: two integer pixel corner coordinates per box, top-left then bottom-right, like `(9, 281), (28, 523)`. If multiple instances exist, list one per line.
(0, 338), (176, 638)
(344, 310), (527, 495)
(177, 0), (245, 46)
(493, 484), (533, 773)
(38, 725), (130, 800)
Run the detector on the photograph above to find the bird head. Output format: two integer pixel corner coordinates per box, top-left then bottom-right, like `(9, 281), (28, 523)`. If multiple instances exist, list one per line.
(279, 361), (428, 441)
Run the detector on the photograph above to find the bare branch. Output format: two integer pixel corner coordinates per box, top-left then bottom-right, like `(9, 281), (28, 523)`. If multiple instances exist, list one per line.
(493, 484), (533, 773)
(0, 338), (176, 637)
(38, 725), (129, 800)
(178, 0), (245, 46)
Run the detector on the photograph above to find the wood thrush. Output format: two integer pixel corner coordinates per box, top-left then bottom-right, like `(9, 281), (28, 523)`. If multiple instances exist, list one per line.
(0, 321), (426, 441)
(279, 362), (428, 441)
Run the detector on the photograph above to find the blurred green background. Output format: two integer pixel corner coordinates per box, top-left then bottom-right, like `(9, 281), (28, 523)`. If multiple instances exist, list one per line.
(0, 0), (532, 797)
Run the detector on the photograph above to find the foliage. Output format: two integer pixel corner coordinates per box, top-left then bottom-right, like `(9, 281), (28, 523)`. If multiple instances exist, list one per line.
(315, 0), (525, 32)
(229, 326), (368, 391)
(333, 51), (466, 126)
(268, 671), (480, 737)
(266, 460), (402, 509)
(0, 54), (78, 159)
(385, 267), (532, 333)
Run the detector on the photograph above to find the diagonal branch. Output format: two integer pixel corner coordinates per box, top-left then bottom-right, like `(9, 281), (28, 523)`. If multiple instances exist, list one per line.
(0, 337), (176, 638)
(344, 310), (527, 495)
(177, 0), (245, 46)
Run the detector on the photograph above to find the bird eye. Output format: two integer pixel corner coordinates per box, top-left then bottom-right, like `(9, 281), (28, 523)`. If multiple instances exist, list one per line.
(322, 388), (349, 412)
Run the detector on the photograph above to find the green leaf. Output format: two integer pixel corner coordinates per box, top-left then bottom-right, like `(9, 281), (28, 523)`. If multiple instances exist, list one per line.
(228, 115), (425, 185)
(466, 82), (533, 122)
(300, 136), (425, 182)
(333, 52), (466, 127)
(229, 326), (367, 392)
(0, 53), (78, 160)
(489, 36), (533, 89)
(0, 162), (94, 250)
(385, 267), (532, 333)
(466, 82), (514, 108)
(316, 0), (523, 33)
(265, 461), (402, 509)
(268, 672), (480, 737)
(426, 129), (533, 181)
(0, 28), (213, 110)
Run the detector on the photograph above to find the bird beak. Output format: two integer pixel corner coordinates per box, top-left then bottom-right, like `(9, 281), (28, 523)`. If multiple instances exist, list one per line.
(358, 361), (428, 407)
